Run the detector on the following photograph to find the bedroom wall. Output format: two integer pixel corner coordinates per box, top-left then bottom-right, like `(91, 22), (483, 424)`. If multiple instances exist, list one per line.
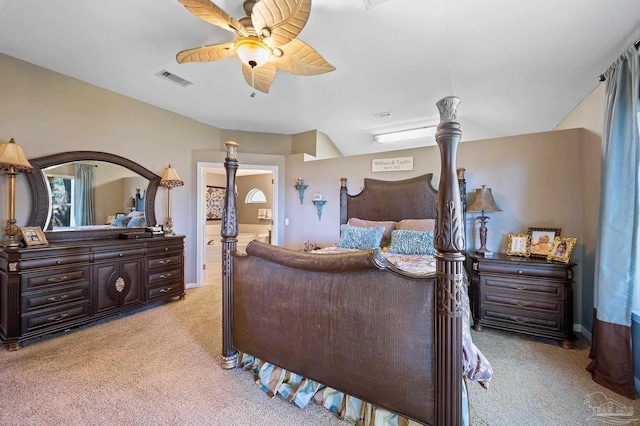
(284, 128), (594, 332)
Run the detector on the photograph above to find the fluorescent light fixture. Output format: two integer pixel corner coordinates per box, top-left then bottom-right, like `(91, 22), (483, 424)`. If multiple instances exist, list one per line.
(374, 126), (437, 144)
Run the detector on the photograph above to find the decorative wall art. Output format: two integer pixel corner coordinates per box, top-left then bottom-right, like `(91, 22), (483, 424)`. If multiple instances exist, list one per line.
(206, 186), (225, 221)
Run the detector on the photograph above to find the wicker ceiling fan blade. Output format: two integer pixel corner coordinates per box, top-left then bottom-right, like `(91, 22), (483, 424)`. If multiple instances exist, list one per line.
(178, 0), (249, 37)
(272, 38), (335, 75)
(176, 42), (235, 63)
(242, 62), (277, 93)
(251, 0), (311, 47)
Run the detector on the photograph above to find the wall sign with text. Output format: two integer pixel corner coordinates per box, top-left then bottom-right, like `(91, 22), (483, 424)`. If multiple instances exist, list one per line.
(371, 156), (414, 172)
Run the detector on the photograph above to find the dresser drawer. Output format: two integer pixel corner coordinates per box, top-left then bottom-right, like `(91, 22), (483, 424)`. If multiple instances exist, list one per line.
(148, 267), (183, 284)
(22, 266), (90, 292)
(147, 254), (182, 270)
(93, 248), (146, 262)
(19, 254), (91, 271)
(146, 280), (184, 301)
(22, 284), (91, 313)
(480, 275), (564, 300)
(21, 301), (91, 335)
(146, 244), (183, 257)
(482, 292), (563, 316)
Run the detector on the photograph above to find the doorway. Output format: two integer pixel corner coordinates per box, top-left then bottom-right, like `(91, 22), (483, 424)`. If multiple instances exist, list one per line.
(196, 162), (278, 286)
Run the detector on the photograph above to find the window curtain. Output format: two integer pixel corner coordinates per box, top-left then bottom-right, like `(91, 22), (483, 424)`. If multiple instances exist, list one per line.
(587, 46), (640, 399)
(74, 163), (96, 226)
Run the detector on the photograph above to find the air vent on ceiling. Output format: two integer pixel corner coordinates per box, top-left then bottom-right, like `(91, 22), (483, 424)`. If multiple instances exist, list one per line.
(155, 70), (193, 87)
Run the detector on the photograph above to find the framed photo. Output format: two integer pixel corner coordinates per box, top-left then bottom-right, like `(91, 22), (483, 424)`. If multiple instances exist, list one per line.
(506, 233), (531, 257)
(528, 227), (561, 258)
(547, 236), (577, 263)
(20, 226), (49, 247)
(206, 186), (225, 221)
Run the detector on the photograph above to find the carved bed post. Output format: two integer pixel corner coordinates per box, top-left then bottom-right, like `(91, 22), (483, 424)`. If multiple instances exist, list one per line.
(434, 97), (465, 426)
(339, 177), (348, 225)
(221, 141), (239, 369)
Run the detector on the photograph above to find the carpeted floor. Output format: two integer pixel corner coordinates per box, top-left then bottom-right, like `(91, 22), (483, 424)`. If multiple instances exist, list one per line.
(1, 276), (639, 425)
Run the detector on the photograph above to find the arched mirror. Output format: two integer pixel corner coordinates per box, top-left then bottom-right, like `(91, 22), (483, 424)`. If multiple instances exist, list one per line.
(26, 151), (160, 241)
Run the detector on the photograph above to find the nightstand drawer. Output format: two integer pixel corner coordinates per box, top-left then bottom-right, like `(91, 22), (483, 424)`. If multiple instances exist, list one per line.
(481, 307), (564, 334)
(480, 275), (564, 299)
(483, 292), (563, 316)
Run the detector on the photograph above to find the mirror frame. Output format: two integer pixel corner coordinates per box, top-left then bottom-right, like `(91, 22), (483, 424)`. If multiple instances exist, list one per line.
(26, 151), (160, 241)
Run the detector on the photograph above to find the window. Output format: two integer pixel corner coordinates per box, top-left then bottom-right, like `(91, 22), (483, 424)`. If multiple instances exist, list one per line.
(245, 188), (267, 204)
(48, 175), (75, 227)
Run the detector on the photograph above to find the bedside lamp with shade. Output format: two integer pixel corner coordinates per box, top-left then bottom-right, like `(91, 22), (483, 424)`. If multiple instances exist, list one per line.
(466, 185), (502, 256)
(0, 138), (33, 247)
(159, 165), (184, 236)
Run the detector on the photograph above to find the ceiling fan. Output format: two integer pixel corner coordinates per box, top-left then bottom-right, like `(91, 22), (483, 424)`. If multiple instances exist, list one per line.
(176, 0), (335, 93)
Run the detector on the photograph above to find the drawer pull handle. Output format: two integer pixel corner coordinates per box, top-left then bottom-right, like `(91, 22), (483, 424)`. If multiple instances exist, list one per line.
(517, 270), (523, 274)
(119, 253), (123, 257)
(510, 316), (528, 323)
(47, 294), (69, 302)
(56, 260), (61, 265)
(165, 248), (169, 251)
(47, 313), (69, 322)
(159, 273), (172, 279)
(159, 287), (173, 293)
(158, 259), (172, 265)
(512, 300), (529, 307)
(47, 276), (69, 283)
(511, 284), (529, 291)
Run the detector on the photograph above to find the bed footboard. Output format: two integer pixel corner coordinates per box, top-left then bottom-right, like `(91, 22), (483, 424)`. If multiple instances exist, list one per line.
(233, 242), (437, 425)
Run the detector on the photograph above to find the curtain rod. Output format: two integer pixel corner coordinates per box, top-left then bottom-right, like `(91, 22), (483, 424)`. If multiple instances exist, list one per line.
(598, 39), (640, 81)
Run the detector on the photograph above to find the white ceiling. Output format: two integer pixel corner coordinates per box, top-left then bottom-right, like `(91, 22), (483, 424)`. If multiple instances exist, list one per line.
(1, 0), (639, 156)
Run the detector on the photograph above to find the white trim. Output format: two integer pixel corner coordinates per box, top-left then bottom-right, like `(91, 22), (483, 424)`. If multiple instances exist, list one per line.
(574, 323), (592, 342)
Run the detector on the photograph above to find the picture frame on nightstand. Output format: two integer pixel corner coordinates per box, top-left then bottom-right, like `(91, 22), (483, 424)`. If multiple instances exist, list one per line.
(547, 236), (577, 263)
(506, 233), (531, 257)
(527, 227), (561, 258)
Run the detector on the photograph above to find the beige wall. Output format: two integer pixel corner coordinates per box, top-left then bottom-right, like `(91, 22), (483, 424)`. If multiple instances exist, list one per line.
(0, 50), (606, 332)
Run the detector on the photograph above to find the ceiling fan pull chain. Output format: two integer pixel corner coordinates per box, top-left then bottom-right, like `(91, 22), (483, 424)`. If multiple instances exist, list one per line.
(250, 68), (256, 98)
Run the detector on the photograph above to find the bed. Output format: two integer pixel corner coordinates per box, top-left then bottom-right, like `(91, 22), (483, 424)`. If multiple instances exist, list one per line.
(219, 96), (491, 425)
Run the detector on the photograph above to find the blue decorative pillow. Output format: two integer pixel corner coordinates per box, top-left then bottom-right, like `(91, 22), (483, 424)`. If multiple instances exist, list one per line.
(337, 224), (384, 250)
(111, 216), (131, 227)
(387, 230), (436, 255)
(127, 216), (147, 227)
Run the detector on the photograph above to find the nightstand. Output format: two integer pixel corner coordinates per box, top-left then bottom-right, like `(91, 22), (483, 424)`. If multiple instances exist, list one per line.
(468, 253), (576, 348)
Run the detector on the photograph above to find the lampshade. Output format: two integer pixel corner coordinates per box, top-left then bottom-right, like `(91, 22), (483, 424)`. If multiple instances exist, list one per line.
(159, 165), (184, 188)
(466, 185), (502, 213)
(0, 138), (33, 172)
(235, 36), (270, 68)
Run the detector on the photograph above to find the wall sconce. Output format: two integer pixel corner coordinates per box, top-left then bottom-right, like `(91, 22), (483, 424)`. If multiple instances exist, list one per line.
(312, 193), (326, 221)
(294, 178), (308, 204)
(0, 138), (33, 247)
(159, 164), (184, 236)
(466, 185), (502, 256)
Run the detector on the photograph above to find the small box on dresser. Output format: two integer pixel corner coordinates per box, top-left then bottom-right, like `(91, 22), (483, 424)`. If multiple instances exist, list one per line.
(469, 253), (576, 348)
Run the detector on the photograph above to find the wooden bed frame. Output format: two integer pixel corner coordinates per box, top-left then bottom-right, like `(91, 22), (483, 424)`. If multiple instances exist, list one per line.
(220, 96), (466, 425)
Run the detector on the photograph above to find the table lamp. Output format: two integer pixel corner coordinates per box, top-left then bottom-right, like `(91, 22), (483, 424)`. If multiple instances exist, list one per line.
(0, 138), (33, 247)
(159, 165), (184, 235)
(466, 185), (502, 256)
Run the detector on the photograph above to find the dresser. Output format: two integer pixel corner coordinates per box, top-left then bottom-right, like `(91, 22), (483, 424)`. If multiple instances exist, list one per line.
(469, 254), (575, 348)
(0, 235), (185, 350)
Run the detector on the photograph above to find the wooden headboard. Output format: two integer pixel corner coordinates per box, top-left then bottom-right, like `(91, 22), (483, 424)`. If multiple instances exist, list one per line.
(339, 172), (467, 224)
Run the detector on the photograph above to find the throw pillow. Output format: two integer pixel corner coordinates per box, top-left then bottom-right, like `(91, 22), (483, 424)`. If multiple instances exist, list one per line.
(387, 229), (436, 255)
(337, 224), (384, 250)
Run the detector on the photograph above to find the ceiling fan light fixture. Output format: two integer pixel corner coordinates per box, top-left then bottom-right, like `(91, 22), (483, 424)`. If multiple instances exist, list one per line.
(374, 126), (438, 143)
(235, 37), (270, 68)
